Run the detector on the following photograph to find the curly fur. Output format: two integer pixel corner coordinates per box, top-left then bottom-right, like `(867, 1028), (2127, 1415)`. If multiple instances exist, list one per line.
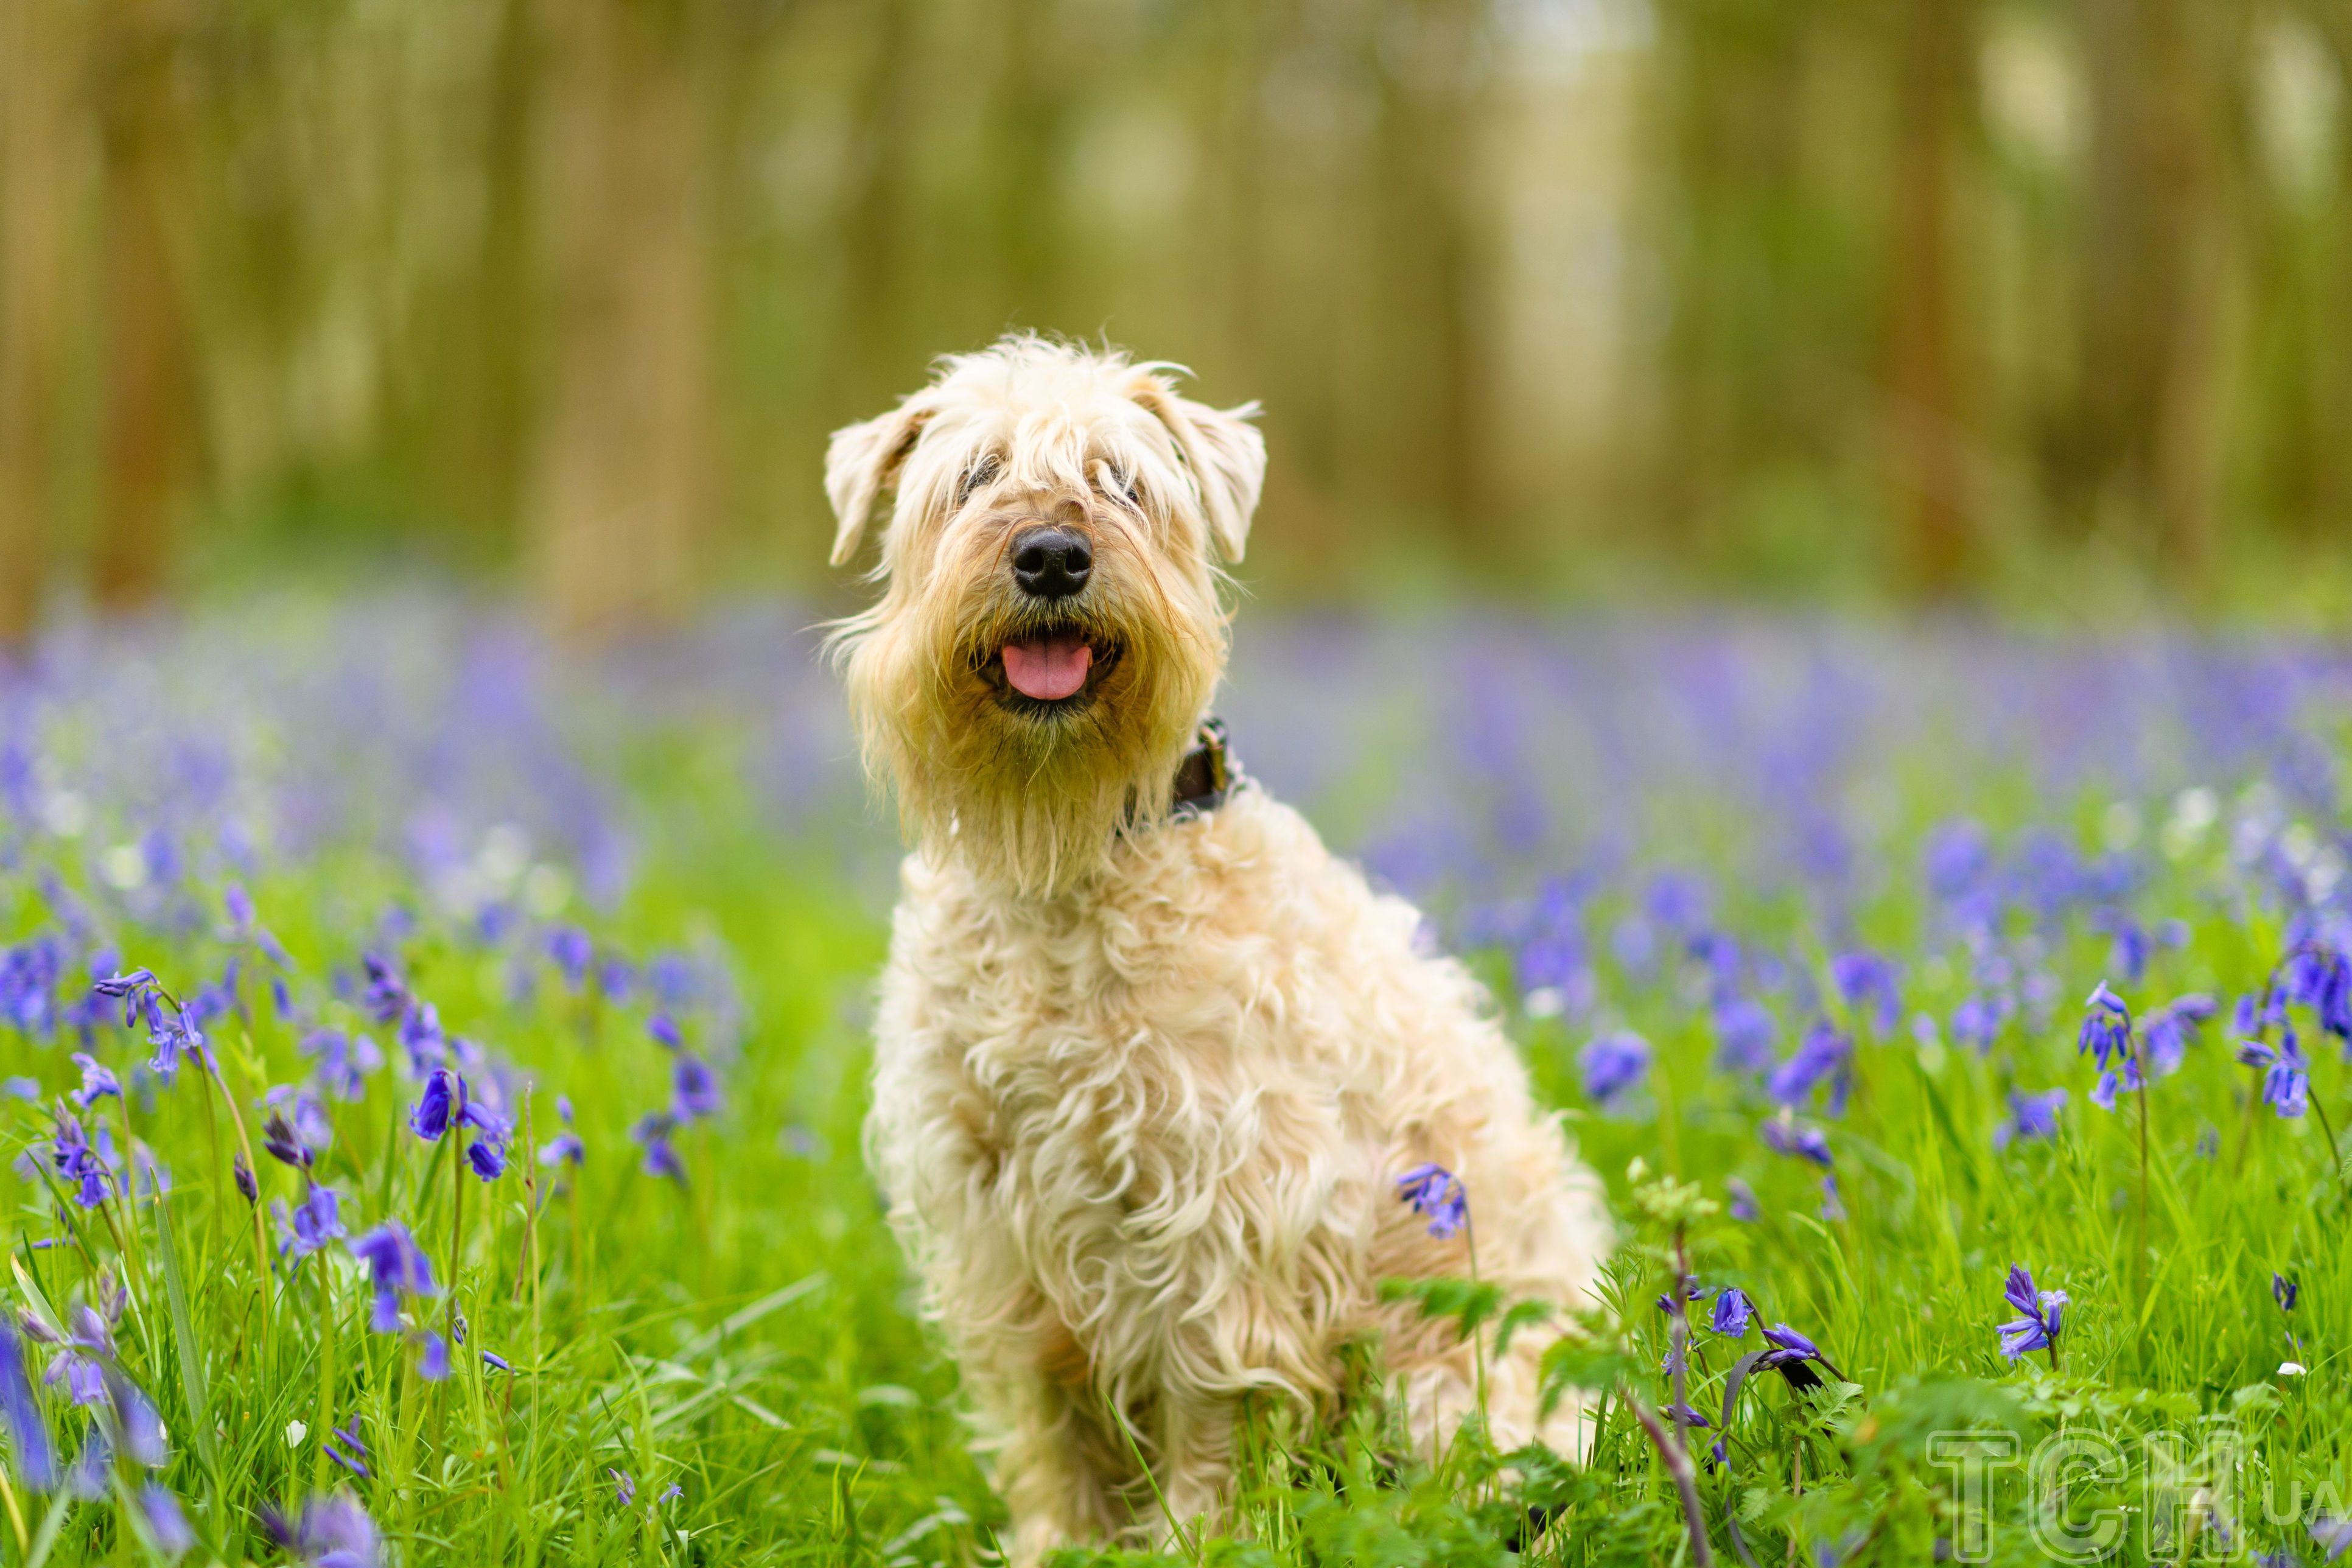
(826, 337), (1612, 1561)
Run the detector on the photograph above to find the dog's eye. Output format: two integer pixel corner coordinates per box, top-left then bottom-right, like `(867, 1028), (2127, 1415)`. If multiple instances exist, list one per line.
(956, 454), (1001, 508)
(1091, 461), (1142, 511)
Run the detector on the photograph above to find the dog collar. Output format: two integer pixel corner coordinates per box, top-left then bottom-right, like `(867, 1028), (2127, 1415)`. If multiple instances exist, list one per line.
(1169, 717), (1239, 819)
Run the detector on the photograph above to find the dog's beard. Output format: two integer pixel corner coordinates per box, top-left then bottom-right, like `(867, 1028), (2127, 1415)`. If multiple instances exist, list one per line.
(844, 562), (1220, 897)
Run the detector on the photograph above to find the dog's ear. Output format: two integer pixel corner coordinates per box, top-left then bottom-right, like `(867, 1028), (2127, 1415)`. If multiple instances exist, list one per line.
(824, 399), (932, 569)
(1129, 373), (1266, 563)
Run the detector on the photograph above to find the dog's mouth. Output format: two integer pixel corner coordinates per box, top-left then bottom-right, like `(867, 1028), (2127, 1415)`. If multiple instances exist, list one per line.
(980, 626), (1121, 713)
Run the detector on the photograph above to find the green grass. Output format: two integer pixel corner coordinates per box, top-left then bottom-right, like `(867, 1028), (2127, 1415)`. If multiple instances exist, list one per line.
(2, 703), (2349, 1568)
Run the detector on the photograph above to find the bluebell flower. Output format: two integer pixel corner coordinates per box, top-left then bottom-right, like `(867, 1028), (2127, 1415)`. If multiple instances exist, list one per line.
(349, 1223), (437, 1332)
(1711, 1287), (1753, 1337)
(2275, 1274), (2299, 1313)
(648, 1012), (683, 1051)
(633, 1114), (685, 1183)
(1664, 1401), (1710, 1429)
(1995, 1088), (2067, 1148)
(2311, 1515), (2352, 1564)
(358, 954), (410, 1026)
(2078, 982), (2134, 1071)
(302, 1030), (383, 1102)
(1758, 1323), (1838, 1387)
(68, 1054), (119, 1110)
(481, 1351), (511, 1373)
(47, 1113), (116, 1208)
(262, 1110), (318, 1172)
(659, 1483), (684, 1505)
(416, 1332), (450, 1382)
(0, 1321), (54, 1491)
(410, 1069), (460, 1141)
(261, 1491), (380, 1568)
(1395, 1162), (1469, 1239)
(2238, 1032), (2310, 1119)
(2141, 995), (2217, 1077)
(139, 1483), (194, 1556)
(1578, 1032), (1650, 1105)
(672, 1057), (722, 1122)
(1767, 1021), (1852, 1114)
(1950, 995), (2003, 1053)
(1712, 998), (1778, 1074)
(1819, 1174), (1845, 1221)
(91, 968), (156, 1001)
(2088, 1056), (2144, 1111)
(1829, 951), (1901, 1032)
(611, 1468), (637, 1506)
(1760, 1111), (1833, 1167)
(548, 928), (593, 990)
(282, 1185), (346, 1257)
(1725, 1177), (1759, 1222)
(233, 1153), (258, 1205)
(105, 1366), (167, 1466)
(466, 1136), (508, 1180)
(1996, 1264), (2067, 1360)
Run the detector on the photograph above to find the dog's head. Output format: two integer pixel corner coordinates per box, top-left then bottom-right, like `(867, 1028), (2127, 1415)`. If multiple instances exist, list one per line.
(824, 335), (1265, 894)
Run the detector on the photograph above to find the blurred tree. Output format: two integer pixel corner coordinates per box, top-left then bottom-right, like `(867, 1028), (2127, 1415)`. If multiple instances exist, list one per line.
(531, 0), (713, 637)
(2065, 0), (2238, 577)
(93, 0), (198, 614)
(0, 0), (83, 648)
(1885, 0), (1978, 597)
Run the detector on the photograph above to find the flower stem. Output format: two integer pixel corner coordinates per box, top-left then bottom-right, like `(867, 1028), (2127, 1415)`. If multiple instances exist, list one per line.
(2133, 1080), (2150, 1331)
(1625, 1384), (1713, 1568)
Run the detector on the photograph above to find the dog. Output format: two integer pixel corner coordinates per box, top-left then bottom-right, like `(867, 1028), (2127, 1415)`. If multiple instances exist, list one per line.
(825, 336), (1611, 1561)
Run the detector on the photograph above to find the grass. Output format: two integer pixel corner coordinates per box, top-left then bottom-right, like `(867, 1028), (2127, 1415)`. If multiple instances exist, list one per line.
(0, 601), (2347, 1566)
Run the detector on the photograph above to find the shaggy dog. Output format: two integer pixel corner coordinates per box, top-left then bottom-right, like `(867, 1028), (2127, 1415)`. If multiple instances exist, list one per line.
(825, 336), (1611, 1561)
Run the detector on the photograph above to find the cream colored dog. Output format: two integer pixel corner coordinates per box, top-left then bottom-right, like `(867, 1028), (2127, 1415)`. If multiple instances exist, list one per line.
(825, 336), (1609, 1560)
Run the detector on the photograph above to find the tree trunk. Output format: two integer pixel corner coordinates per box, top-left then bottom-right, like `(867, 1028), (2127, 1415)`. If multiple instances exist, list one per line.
(1885, 0), (1973, 598)
(2071, 0), (2229, 576)
(0, 0), (82, 649)
(93, 0), (195, 615)
(531, 0), (710, 640)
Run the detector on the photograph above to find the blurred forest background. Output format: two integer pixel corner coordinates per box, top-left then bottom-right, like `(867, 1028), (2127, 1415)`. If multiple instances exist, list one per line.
(1, 0), (2348, 643)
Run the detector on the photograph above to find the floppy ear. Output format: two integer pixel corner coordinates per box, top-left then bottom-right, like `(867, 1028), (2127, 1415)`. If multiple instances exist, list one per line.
(824, 399), (931, 569)
(1129, 373), (1267, 562)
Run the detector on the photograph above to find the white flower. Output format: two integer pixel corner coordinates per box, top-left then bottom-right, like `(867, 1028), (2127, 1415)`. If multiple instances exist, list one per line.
(2279, 1362), (2306, 1377)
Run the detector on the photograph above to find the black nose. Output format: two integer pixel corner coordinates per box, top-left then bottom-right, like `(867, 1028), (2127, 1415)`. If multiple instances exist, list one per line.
(1010, 525), (1093, 600)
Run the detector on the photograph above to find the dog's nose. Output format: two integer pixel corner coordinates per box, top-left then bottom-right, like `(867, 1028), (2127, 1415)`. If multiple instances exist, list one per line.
(1010, 526), (1093, 600)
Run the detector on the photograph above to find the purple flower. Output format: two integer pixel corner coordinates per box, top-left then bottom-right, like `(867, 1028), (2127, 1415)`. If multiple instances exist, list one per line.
(47, 1113), (116, 1208)
(2238, 1032), (2310, 1119)
(262, 1112), (316, 1172)
(1395, 1162), (1469, 1239)
(1758, 1323), (1835, 1387)
(2090, 1054), (2145, 1112)
(1760, 1111), (1833, 1167)
(548, 928), (593, 990)
(1578, 1032), (1650, 1105)
(302, 1030), (382, 1102)
(410, 1069), (460, 1141)
(1725, 1177), (1759, 1222)
(416, 1332), (450, 1382)
(139, 1483), (194, 1556)
(1950, 995), (2003, 1052)
(1665, 1401), (1711, 1429)
(1768, 1021), (1853, 1114)
(1711, 1287), (1753, 1337)
(2312, 1515), (2352, 1564)
(1829, 951), (1901, 1031)
(324, 1421), (370, 1477)
(671, 1057), (722, 1122)
(466, 1136), (508, 1180)
(611, 1468), (636, 1506)
(632, 1114), (685, 1182)
(2078, 982), (2134, 1070)
(1995, 1088), (2067, 1148)
(283, 1185), (346, 1257)
(233, 1153), (258, 1205)
(648, 1012), (683, 1051)
(358, 954), (410, 1026)
(1997, 1264), (2067, 1360)
(0, 1322), (54, 1491)
(92, 969), (155, 1000)
(2275, 1274), (2299, 1314)
(68, 1054), (119, 1110)
(1713, 998), (1778, 1073)
(2141, 995), (2217, 1076)
(261, 1492), (381, 1568)
(349, 1223), (437, 1332)
(481, 1351), (511, 1373)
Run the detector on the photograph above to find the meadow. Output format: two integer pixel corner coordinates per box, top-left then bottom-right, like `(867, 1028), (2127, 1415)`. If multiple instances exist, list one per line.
(0, 592), (2347, 1566)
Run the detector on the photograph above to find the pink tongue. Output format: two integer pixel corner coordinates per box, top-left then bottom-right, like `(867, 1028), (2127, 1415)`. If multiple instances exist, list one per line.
(1001, 635), (1093, 701)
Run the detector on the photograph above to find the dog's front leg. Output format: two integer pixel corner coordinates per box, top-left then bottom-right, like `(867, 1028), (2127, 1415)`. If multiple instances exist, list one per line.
(983, 1368), (1142, 1565)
